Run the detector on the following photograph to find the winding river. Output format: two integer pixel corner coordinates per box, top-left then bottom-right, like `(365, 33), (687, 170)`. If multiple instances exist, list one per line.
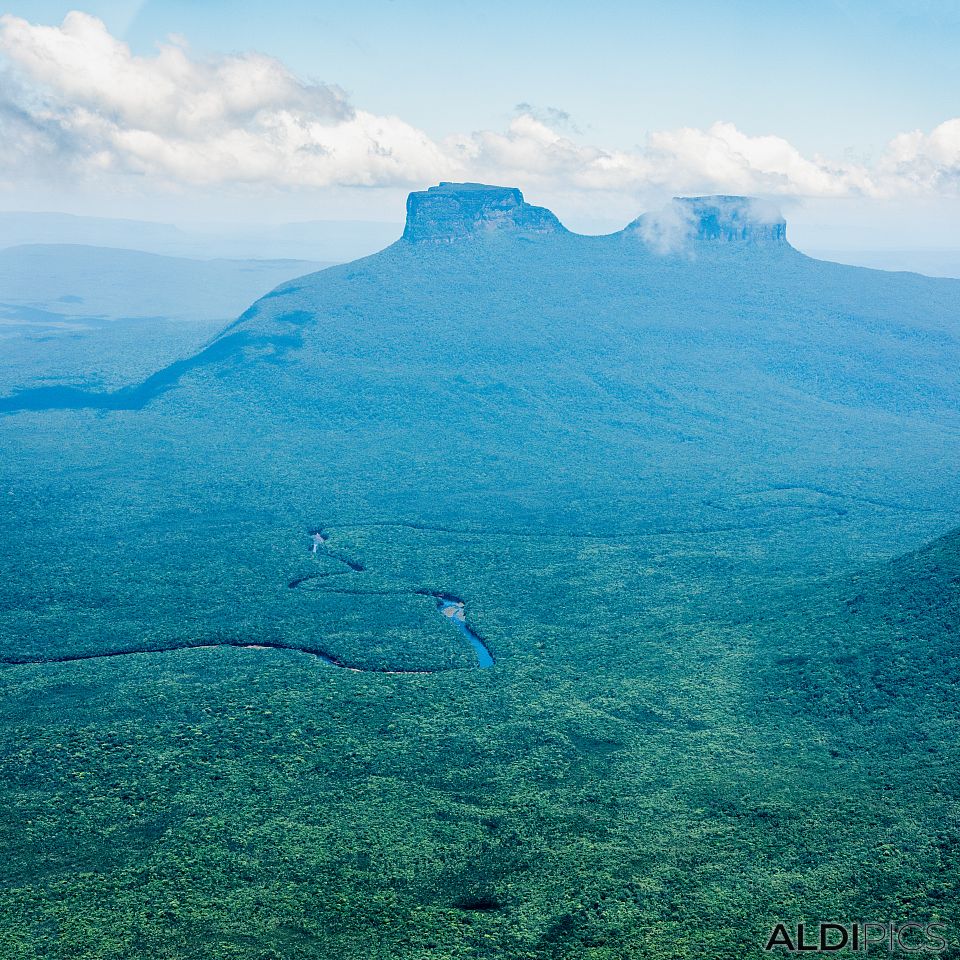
(1, 582), (494, 675)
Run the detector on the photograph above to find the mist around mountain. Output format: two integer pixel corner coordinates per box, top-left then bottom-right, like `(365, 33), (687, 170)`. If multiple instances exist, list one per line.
(0, 184), (958, 959)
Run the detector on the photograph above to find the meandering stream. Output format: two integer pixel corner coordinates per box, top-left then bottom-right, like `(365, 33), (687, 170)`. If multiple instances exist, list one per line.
(1, 535), (494, 673)
(0, 526), (494, 673)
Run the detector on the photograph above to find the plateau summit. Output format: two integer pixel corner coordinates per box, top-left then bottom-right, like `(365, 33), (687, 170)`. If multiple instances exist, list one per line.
(400, 182), (786, 246)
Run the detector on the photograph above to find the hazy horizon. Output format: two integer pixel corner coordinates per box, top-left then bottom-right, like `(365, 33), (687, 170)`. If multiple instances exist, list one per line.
(2, 198), (959, 278)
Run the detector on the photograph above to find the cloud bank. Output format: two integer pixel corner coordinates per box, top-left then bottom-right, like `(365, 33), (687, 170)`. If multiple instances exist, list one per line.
(1, 12), (959, 202)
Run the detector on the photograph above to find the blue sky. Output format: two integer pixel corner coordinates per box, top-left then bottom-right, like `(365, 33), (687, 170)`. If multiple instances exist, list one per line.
(7, 0), (960, 155)
(1, 1), (958, 246)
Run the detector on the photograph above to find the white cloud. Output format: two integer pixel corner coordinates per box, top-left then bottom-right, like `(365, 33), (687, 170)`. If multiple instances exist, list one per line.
(446, 117), (878, 198)
(0, 12), (958, 203)
(645, 123), (877, 197)
(0, 11), (446, 187)
(881, 118), (960, 193)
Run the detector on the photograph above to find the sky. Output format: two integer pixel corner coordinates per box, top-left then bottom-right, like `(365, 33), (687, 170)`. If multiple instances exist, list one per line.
(1, 1), (959, 247)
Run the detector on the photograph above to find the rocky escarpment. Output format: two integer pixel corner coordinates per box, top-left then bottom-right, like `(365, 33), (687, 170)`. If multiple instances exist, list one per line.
(626, 195), (788, 249)
(402, 182), (567, 243)
(401, 184), (787, 250)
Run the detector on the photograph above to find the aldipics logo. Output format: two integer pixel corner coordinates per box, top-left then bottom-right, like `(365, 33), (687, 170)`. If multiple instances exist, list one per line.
(765, 922), (949, 954)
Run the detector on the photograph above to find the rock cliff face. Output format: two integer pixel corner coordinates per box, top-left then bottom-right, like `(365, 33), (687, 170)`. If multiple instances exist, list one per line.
(680, 196), (787, 243)
(402, 182), (567, 243)
(626, 195), (788, 248)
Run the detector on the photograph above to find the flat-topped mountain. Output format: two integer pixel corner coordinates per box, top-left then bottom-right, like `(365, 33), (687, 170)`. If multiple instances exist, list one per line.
(401, 182), (786, 247)
(402, 182), (567, 243)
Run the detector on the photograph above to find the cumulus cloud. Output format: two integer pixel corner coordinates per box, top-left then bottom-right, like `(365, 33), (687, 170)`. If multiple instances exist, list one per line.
(0, 11), (446, 187)
(0, 12), (959, 202)
(646, 123), (878, 197)
(446, 116), (879, 198)
(881, 118), (960, 193)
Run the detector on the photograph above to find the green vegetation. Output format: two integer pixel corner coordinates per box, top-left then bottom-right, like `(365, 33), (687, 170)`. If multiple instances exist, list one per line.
(1, 522), (957, 958)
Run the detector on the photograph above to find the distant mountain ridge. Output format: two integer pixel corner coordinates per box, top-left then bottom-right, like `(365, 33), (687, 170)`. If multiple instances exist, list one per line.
(0, 212), (401, 262)
(0, 243), (326, 322)
(0, 244), (328, 396)
(806, 247), (960, 279)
